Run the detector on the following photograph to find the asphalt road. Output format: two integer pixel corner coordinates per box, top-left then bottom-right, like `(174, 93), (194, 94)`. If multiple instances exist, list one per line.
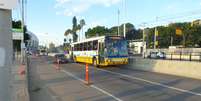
(29, 56), (201, 101)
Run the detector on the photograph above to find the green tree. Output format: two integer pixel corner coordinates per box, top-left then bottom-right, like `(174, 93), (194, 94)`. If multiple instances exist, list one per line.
(64, 16), (85, 42)
(85, 26), (110, 38)
(12, 20), (22, 28)
(64, 29), (72, 36)
(85, 23), (138, 39)
(12, 21), (30, 47)
(72, 16), (78, 42)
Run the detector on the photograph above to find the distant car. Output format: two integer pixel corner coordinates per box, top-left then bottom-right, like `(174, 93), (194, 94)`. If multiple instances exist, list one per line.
(148, 52), (166, 59)
(156, 52), (166, 59)
(54, 54), (68, 64)
(26, 51), (32, 55)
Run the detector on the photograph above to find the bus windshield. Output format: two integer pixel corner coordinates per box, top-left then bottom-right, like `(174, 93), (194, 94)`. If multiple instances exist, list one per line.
(105, 37), (128, 57)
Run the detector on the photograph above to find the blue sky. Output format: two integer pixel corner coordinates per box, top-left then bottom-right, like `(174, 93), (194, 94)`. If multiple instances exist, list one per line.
(12, 0), (201, 46)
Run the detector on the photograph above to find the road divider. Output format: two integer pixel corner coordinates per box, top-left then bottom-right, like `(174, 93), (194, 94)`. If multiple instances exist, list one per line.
(128, 58), (201, 80)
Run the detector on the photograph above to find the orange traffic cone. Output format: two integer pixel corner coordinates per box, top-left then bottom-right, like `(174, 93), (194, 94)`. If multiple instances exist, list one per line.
(85, 64), (90, 85)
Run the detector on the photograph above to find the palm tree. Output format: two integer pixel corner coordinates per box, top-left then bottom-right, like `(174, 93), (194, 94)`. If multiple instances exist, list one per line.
(72, 16), (78, 42)
(64, 29), (72, 36)
(64, 16), (86, 42)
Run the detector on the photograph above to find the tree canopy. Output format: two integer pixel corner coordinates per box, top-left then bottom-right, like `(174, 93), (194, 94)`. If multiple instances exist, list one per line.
(64, 16), (86, 42)
(84, 21), (201, 48)
(85, 23), (142, 40)
(145, 22), (201, 48)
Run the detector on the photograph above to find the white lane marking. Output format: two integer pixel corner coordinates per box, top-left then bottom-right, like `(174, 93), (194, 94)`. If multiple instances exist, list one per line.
(61, 70), (85, 82)
(90, 85), (122, 101)
(61, 70), (122, 101)
(97, 68), (201, 96)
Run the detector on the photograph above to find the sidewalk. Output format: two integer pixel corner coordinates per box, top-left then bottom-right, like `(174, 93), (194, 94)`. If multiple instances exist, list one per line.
(29, 56), (113, 101)
(11, 56), (30, 101)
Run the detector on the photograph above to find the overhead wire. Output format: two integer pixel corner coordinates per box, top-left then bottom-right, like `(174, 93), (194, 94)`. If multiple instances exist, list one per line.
(137, 8), (201, 28)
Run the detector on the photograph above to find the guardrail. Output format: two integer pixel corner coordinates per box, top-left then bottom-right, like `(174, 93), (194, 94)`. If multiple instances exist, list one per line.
(147, 52), (201, 62)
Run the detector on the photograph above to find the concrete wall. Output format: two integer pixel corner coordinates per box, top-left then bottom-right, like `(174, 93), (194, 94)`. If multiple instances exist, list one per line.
(129, 58), (201, 80)
(0, 9), (12, 101)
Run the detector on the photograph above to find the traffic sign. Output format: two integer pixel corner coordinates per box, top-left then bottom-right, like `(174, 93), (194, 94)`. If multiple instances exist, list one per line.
(176, 28), (182, 36)
(0, 0), (17, 10)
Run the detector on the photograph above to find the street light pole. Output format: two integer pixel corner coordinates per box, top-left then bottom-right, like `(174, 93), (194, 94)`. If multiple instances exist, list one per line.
(117, 9), (120, 36)
(142, 23), (146, 58)
(123, 0), (126, 38)
(154, 17), (158, 49)
(21, 0), (26, 64)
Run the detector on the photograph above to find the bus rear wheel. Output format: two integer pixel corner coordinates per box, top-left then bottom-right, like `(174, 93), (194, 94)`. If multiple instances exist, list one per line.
(93, 58), (98, 67)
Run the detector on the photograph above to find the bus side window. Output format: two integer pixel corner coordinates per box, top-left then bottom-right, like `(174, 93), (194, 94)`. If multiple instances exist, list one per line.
(75, 44), (77, 51)
(91, 41), (94, 50)
(77, 44), (79, 51)
(74, 44), (76, 51)
(93, 40), (98, 50)
(87, 42), (89, 51)
(80, 43), (84, 51)
(84, 42), (87, 51)
(71, 47), (73, 51)
(89, 41), (93, 50)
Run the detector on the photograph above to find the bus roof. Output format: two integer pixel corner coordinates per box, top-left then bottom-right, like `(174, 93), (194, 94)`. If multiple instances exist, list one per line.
(71, 36), (105, 45)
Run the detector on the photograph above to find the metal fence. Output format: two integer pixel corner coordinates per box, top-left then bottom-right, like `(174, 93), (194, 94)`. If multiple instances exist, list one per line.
(147, 52), (201, 62)
(166, 52), (201, 61)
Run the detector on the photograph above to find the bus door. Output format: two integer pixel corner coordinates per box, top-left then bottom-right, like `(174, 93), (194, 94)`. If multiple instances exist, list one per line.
(98, 42), (105, 64)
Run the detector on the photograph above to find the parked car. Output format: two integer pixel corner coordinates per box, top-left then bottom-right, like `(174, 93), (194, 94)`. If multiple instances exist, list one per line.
(156, 52), (166, 59)
(54, 54), (68, 64)
(148, 52), (166, 59)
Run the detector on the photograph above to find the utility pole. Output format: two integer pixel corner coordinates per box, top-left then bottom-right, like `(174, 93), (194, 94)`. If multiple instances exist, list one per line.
(21, 0), (27, 64)
(117, 9), (120, 36)
(154, 27), (157, 49)
(142, 23), (146, 58)
(171, 36), (173, 46)
(123, 0), (126, 38)
(154, 17), (158, 49)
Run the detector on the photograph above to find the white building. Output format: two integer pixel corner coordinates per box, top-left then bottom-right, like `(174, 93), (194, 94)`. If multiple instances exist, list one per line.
(128, 39), (146, 55)
(26, 31), (39, 53)
(12, 29), (39, 53)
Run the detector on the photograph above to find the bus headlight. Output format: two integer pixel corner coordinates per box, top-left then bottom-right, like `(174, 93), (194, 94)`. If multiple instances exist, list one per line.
(107, 59), (111, 62)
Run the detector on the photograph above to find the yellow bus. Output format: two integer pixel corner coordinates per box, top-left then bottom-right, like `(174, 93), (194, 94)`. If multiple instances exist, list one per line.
(70, 36), (128, 66)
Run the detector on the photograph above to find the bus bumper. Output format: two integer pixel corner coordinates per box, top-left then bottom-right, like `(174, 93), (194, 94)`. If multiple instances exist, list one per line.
(104, 58), (128, 65)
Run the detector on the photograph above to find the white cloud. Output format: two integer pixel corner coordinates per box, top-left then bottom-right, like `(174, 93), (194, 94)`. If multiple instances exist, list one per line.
(54, 0), (121, 16)
(90, 0), (121, 7)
